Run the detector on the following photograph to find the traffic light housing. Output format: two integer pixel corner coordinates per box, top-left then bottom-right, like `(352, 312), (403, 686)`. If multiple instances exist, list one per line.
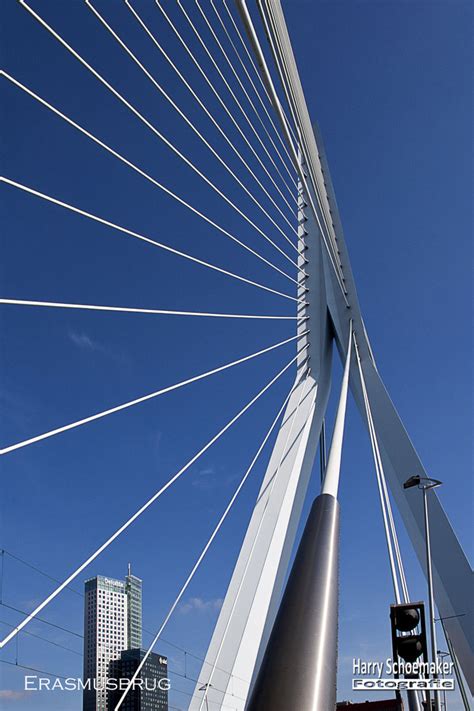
(390, 602), (428, 674)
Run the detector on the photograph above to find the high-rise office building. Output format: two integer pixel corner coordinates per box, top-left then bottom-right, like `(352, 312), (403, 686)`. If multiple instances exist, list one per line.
(110, 649), (169, 711)
(83, 575), (128, 711)
(125, 563), (142, 650)
(83, 566), (143, 711)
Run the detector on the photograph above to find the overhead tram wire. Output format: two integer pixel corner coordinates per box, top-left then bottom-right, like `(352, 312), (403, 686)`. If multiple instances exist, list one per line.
(85, 1), (299, 258)
(0, 619), (82, 656)
(221, 0), (298, 149)
(200, 368), (314, 708)
(0, 572), (250, 687)
(0, 602), (83, 640)
(124, 0), (298, 243)
(0, 661), (193, 711)
(176, 0), (297, 202)
(154, 0), (297, 216)
(0, 615), (246, 704)
(114, 381), (298, 710)
(0, 347), (308, 648)
(0, 331), (307, 456)
(197, 0), (295, 185)
(0, 176), (301, 304)
(15, 3), (301, 277)
(0, 299), (301, 321)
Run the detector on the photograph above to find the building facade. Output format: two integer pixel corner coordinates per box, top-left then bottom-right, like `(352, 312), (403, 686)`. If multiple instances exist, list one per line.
(83, 566), (143, 711)
(83, 575), (128, 711)
(337, 700), (404, 710)
(125, 564), (142, 650)
(110, 649), (169, 711)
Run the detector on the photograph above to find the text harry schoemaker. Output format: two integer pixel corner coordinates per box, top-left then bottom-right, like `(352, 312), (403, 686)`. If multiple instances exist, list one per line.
(352, 658), (455, 692)
(24, 676), (171, 692)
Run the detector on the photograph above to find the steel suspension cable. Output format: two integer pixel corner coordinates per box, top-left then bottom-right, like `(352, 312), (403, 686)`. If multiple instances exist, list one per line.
(16, 2), (300, 276)
(0, 349), (305, 648)
(0, 331), (307, 456)
(114, 381), (297, 710)
(354, 335), (406, 603)
(0, 299), (300, 321)
(221, 0), (298, 148)
(235, 3), (349, 303)
(124, 0), (298, 245)
(154, 0), (297, 217)
(85, 0), (297, 264)
(200, 367), (314, 709)
(85, 2), (298, 262)
(199, 0), (295, 184)
(257, 0), (343, 272)
(212, 0), (295, 169)
(1, 176), (300, 303)
(174, 0), (297, 203)
(182, 0), (297, 196)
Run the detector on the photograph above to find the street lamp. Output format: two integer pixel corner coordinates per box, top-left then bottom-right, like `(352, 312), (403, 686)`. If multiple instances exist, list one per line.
(404, 475), (443, 711)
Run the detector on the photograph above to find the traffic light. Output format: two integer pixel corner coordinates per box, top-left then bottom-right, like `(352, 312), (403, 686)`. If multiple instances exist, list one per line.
(390, 602), (428, 674)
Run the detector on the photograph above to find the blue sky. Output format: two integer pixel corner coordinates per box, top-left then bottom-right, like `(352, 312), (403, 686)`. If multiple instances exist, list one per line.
(0, 1), (472, 710)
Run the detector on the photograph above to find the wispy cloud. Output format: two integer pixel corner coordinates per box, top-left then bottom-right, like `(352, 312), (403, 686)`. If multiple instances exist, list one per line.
(68, 330), (128, 365)
(192, 465), (238, 491)
(69, 331), (97, 351)
(179, 597), (223, 615)
(0, 691), (31, 702)
(69, 330), (104, 352)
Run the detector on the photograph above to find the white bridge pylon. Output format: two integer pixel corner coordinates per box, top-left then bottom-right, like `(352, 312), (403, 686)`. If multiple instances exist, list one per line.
(191, 2), (473, 709)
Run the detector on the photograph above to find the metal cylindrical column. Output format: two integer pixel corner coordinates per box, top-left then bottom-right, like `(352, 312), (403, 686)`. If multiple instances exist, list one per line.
(246, 493), (339, 711)
(423, 488), (441, 711)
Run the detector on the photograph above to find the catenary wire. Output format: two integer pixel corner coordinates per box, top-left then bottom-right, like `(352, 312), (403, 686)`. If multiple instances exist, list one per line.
(0, 594), (248, 686)
(0, 660), (192, 711)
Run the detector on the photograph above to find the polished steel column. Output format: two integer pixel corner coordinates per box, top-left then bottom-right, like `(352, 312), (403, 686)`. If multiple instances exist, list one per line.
(246, 493), (339, 711)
